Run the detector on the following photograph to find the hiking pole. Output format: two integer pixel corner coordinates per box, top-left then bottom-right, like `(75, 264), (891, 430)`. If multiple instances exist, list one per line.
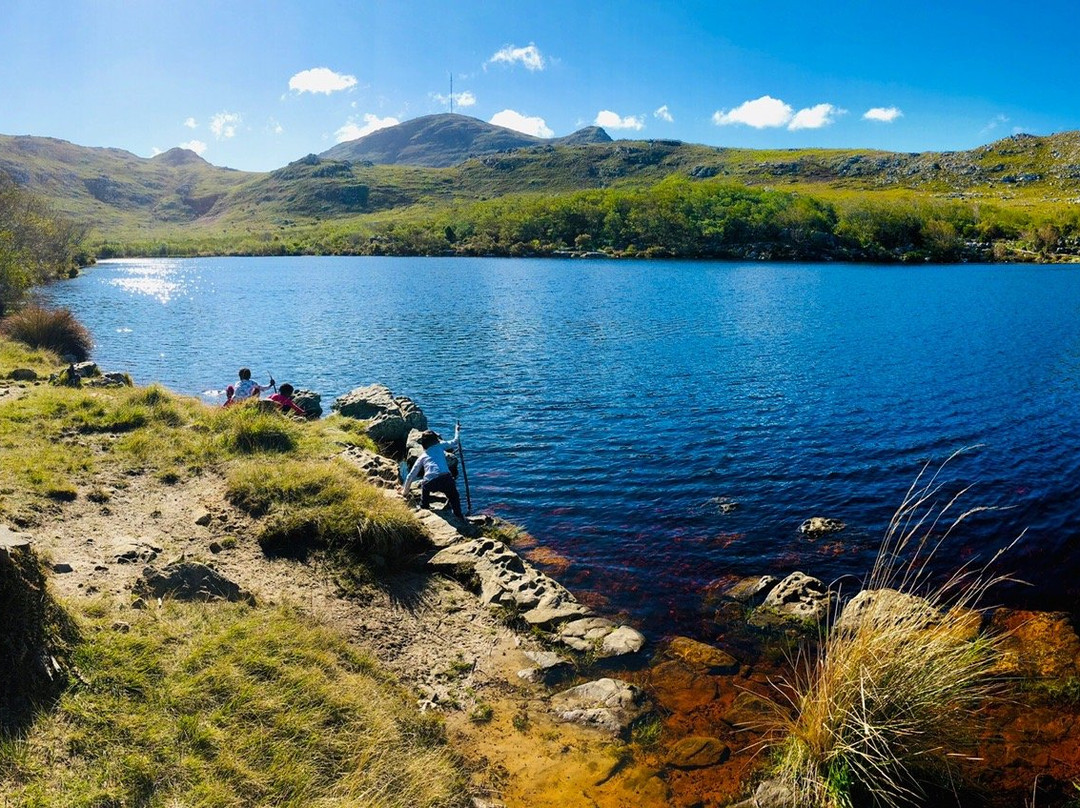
(456, 420), (472, 515)
(266, 373), (277, 393)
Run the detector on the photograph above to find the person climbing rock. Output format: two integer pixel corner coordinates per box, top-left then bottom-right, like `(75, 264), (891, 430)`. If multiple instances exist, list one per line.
(402, 425), (463, 518)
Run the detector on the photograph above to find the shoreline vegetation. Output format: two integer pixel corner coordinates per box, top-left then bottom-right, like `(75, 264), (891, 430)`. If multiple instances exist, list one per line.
(96, 181), (1080, 265)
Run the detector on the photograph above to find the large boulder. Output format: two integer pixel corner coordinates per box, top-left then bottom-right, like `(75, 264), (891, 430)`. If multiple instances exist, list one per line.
(550, 678), (651, 736)
(833, 588), (942, 634)
(291, 388), (322, 418)
(332, 384), (427, 454)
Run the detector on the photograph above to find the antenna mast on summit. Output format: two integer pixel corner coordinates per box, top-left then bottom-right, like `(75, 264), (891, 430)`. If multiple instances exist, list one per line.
(449, 73), (453, 114)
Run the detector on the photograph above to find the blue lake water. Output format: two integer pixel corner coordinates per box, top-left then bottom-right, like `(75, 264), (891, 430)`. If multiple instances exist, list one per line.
(43, 257), (1080, 636)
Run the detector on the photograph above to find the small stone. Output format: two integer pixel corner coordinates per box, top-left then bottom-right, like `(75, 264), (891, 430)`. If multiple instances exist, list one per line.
(208, 541), (223, 554)
(600, 625), (646, 657)
(52, 562), (74, 574)
(667, 736), (730, 769)
(111, 621), (131, 633)
(194, 510), (213, 527)
(131, 598), (148, 610)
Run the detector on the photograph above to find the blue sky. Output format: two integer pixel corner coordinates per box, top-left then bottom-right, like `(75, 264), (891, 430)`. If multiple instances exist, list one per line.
(2, 0), (1079, 172)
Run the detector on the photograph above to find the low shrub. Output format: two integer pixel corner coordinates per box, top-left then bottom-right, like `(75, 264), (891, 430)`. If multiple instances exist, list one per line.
(1, 305), (92, 361)
(214, 402), (301, 454)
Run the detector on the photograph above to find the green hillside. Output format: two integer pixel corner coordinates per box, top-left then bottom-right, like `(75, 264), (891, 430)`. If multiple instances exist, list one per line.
(3, 116), (1080, 261)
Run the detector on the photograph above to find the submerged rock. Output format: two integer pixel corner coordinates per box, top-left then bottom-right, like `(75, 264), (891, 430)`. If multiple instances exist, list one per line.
(799, 516), (846, 537)
(666, 636), (739, 675)
(666, 736), (730, 769)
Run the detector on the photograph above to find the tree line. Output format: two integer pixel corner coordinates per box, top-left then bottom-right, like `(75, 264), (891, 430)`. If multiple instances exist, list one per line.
(97, 177), (1080, 263)
(0, 175), (90, 315)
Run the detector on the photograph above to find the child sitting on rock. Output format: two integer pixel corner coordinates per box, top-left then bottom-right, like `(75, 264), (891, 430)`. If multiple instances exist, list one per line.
(267, 383), (306, 417)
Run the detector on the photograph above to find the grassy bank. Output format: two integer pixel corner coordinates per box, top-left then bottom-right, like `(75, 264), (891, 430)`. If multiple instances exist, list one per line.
(1, 601), (468, 808)
(0, 339), (468, 807)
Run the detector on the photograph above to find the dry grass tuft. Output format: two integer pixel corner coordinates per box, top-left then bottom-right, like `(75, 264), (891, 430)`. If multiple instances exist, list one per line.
(769, 450), (1020, 808)
(1, 305), (92, 361)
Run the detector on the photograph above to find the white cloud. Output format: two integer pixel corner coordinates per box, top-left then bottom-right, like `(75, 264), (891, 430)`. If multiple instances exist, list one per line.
(183, 117), (197, 129)
(490, 109), (553, 137)
(654, 105), (673, 123)
(595, 110), (645, 131)
(179, 140), (207, 155)
(980, 113), (1009, 136)
(789, 103), (842, 130)
(488, 43), (545, 71)
(150, 146), (163, 156)
(210, 111), (241, 139)
(335, 113), (400, 142)
(713, 95), (794, 128)
(268, 117), (284, 135)
(864, 106), (903, 123)
(289, 67), (358, 95)
(432, 90), (477, 109)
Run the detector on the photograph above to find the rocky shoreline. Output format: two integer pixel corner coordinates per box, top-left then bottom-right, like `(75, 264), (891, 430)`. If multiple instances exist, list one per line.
(4, 371), (1080, 806)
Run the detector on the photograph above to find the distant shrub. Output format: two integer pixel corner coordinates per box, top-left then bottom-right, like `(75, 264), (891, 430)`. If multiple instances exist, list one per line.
(1, 305), (92, 361)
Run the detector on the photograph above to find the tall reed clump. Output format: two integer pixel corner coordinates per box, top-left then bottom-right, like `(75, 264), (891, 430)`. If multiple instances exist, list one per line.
(1, 305), (92, 361)
(770, 452), (1019, 808)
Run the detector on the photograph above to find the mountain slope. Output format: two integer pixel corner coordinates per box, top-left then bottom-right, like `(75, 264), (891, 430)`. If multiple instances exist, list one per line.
(320, 113), (612, 167)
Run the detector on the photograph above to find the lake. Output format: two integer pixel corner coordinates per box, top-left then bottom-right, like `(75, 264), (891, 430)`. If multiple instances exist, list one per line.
(43, 257), (1080, 637)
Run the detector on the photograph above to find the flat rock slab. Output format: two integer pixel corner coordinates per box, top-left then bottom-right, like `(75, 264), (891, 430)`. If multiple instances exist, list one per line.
(555, 616), (646, 658)
(430, 538), (588, 628)
(0, 526), (32, 552)
(550, 678), (651, 736)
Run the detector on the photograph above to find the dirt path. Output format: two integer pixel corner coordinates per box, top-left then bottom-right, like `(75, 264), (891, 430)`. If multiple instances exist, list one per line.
(30, 467), (672, 807)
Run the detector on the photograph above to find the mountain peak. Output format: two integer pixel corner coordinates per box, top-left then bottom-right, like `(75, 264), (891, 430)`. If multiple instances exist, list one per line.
(152, 147), (209, 167)
(319, 113), (611, 167)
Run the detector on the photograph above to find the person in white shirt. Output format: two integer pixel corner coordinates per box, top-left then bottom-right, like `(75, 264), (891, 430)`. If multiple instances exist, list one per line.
(402, 426), (463, 518)
(233, 367), (273, 400)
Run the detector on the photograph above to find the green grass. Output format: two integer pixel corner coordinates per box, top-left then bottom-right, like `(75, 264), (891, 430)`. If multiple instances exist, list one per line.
(0, 600), (468, 808)
(0, 344), (417, 567)
(226, 458), (423, 557)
